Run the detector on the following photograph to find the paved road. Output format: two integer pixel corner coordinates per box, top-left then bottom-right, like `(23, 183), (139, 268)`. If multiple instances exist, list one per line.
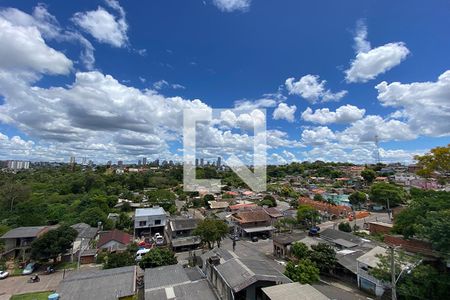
(0, 270), (70, 300)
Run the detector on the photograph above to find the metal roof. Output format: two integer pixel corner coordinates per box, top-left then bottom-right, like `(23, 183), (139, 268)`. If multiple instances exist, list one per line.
(357, 246), (387, 268)
(242, 225), (275, 233)
(145, 278), (218, 300)
(135, 207), (166, 217)
(57, 266), (136, 300)
(170, 218), (199, 231)
(0, 226), (47, 239)
(262, 283), (329, 300)
(215, 258), (291, 292)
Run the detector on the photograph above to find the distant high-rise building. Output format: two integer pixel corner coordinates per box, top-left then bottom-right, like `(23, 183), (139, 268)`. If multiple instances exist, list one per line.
(169, 160), (174, 166)
(200, 158), (204, 167)
(82, 157), (87, 166)
(217, 157), (221, 167)
(106, 160), (112, 167)
(155, 159), (160, 166)
(142, 157), (147, 165)
(7, 160), (30, 170)
(118, 160), (123, 167)
(195, 158), (199, 167)
(70, 156), (76, 165)
(138, 159), (142, 166)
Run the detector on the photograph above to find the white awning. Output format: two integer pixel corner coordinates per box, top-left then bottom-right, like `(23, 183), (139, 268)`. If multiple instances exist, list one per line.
(243, 226), (275, 233)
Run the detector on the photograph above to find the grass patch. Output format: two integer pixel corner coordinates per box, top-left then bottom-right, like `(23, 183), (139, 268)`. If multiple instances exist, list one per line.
(55, 261), (77, 270)
(10, 291), (52, 300)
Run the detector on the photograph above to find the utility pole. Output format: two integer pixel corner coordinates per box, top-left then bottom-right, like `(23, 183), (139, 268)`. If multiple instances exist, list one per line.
(390, 246), (397, 300)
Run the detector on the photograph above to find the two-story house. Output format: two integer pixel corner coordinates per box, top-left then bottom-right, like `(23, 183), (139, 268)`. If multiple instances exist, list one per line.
(167, 218), (201, 252)
(0, 226), (54, 260)
(231, 208), (274, 239)
(134, 206), (167, 238)
(356, 246), (389, 297)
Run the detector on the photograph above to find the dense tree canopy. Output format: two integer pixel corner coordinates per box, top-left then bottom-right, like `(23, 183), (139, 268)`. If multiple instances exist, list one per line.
(361, 168), (377, 184)
(139, 248), (177, 269)
(348, 191), (366, 209)
(414, 144), (449, 183)
(284, 259), (320, 284)
(369, 182), (406, 207)
(193, 219), (228, 249)
(30, 225), (78, 261)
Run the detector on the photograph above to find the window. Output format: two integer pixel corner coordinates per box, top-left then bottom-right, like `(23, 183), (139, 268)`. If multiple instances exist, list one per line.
(139, 221), (147, 227)
(155, 219), (161, 225)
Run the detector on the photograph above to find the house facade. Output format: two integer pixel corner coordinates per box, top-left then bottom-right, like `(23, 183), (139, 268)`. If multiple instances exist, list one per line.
(134, 206), (167, 237)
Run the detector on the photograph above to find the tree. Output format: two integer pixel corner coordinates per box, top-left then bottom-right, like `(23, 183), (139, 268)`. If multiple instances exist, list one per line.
(291, 242), (310, 260)
(369, 182), (406, 207)
(284, 259), (320, 284)
(260, 195), (277, 207)
(297, 205), (320, 226)
(361, 168), (376, 184)
(338, 222), (352, 233)
(313, 194), (324, 202)
(348, 191), (366, 210)
(31, 225), (78, 261)
(103, 251), (135, 269)
(80, 207), (107, 227)
(414, 144), (449, 183)
(0, 182), (31, 211)
(418, 209), (450, 254)
(139, 248), (177, 269)
(309, 243), (337, 273)
(193, 219), (228, 249)
(203, 194), (215, 202)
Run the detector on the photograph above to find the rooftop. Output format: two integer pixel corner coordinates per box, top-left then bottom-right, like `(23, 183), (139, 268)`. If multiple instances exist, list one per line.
(0, 226), (49, 239)
(71, 223), (98, 240)
(170, 218), (199, 231)
(215, 257), (291, 292)
(97, 229), (132, 248)
(58, 266), (136, 300)
(357, 246), (387, 268)
(262, 282), (329, 300)
(135, 206), (166, 217)
(144, 265), (218, 300)
(232, 209), (271, 224)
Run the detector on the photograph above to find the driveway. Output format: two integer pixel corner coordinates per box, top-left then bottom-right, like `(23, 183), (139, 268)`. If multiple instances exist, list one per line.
(0, 270), (70, 300)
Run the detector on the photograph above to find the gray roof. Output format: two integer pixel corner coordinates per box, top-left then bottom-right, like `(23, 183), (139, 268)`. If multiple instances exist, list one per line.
(136, 207), (166, 217)
(58, 266), (135, 300)
(356, 246), (387, 268)
(145, 277), (218, 300)
(144, 265), (218, 300)
(320, 228), (363, 246)
(171, 236), (201, 247)
(262, 283), (329, 300)
(71, 223), (98, 239)
(215, 258), (292, 292)
(0, 226), (47, 239)
(170, 218), (199, 231)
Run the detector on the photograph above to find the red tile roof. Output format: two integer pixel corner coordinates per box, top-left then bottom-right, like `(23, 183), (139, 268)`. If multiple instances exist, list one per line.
(229, 203), (257, 210)
(298, 197), (351, 217)
(97, 229), (132, 248)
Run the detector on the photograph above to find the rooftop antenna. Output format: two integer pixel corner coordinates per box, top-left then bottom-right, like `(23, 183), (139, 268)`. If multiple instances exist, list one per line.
(374, 135), (381, 164)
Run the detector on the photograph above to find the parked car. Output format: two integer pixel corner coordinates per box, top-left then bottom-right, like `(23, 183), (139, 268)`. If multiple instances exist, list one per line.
(153, 233), (164, 245)
(251, 236), (258, 242)
(308, 226), (320, 237)
(135, 248), (151, 261)
(22, 262), (39, 275)
(0, 270), (9, 279)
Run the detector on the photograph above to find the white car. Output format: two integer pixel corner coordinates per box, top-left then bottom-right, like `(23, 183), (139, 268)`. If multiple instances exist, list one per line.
(135, 248), (151, 261)
(0, 270), (9, 279)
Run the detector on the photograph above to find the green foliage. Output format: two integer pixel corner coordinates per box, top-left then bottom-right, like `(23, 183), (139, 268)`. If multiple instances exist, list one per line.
(80, 207), (107, 227)
(348, 191), (366, 209)
(393, 189), (450, 254)
(338, 222), (352, 233)
(291, 242), (310, 259)
(30, 225), (78, 261)
(361, 168), (376, 184)
(203, 194), (215, 202)
(139, 248), (177, 269)
(369, 182), (406, 207)
(103, 251), (135, 269)
(313, 194), (324, 202)
(414, 144), (449, 183)
(284, 259), (320, 284)
(297, 204), (319, 225)
(115, 213), (133, 231)
(193, 219), (228, 249)
(309, 243), (337, 273)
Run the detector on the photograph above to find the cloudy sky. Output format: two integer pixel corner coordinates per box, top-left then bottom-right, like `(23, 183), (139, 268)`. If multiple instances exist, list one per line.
(0, 0), (449, 164)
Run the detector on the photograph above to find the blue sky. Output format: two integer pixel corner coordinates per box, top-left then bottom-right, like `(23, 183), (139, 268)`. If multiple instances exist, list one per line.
(0, 0), (449, 164)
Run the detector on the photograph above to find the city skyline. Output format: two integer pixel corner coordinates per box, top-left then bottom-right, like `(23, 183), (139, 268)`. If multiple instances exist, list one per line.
(0, 0), (449, 165)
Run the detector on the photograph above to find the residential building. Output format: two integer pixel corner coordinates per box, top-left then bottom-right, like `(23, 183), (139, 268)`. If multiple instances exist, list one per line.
(167, 218), (201, 252)
(231, 208), (275, 238)
(262, 207), (284, 225)
(144, 264), (218, 300)
(356, 246), (389, 297)
(97, 229), (132, 251)
(134, 206), (167, 237)
(217, 156), (221, 167)
(261, 282), (329, 300)
(57, 266), (137, 300)
(201, 248), (291, 300)
(273, 233), (306, 258)
(142, 157), (147, 165)
(7, 160), (30, 170)
(0, 226), (53, 259)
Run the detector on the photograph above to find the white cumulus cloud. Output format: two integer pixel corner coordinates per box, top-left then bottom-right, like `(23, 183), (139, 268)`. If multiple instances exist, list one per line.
(345, 21), (410, 83)
(285, 75), (347, 103)
(301, 105), (366, 124)
(273, 103), (296, 122)
(73, 1), (128, 47)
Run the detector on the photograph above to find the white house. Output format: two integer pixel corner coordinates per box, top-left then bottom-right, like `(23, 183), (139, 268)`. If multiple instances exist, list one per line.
(134, 206), (167, 237)
(356, 246), (389, 297)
